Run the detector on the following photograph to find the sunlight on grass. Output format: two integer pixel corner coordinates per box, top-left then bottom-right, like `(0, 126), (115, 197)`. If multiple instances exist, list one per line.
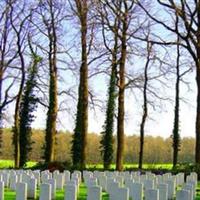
(86, 163), (173, 170)
(0, 160), (37, 168)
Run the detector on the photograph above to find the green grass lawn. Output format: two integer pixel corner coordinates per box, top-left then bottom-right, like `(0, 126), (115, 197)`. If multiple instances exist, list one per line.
(87, 163), (173, 170)
(0, 160), (174, 170)
(0, 160), (37, 168)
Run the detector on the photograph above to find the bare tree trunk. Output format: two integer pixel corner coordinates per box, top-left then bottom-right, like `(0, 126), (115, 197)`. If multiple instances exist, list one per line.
(13, 56), (25, 168)
(0, 72), (3, 152)
(195, 4), (200, 164)
(172, 36), (180, 168)
(139, 41), (151, 170)
(45, 0), (58, 163)
(13, 28), (26, 168)
(80, 0), (88, 168)
(195, 60), (200, 163)
(116, 2), (128, 171)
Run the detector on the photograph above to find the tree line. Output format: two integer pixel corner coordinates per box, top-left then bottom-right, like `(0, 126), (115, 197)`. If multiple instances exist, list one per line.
(0, 0), (199, 170)
(0, 129), (195, 165)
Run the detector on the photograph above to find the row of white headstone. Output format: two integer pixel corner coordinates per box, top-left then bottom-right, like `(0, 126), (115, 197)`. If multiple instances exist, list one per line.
(83, 170), (197, 200)
(0, 169), (197, 200)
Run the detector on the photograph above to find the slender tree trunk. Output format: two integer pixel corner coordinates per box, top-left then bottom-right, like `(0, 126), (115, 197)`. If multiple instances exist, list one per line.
(195, 3), (200, 164)
(172, 38), (180, 168)
(195, 60), (200, 164)
(0, 72), (3, 152)
(14, 74), (25, 168)
(45, 67), (57, 163)
(0, 8), (10, 154)
(45, 1), (58, 163)
(46, 51), (58, 163)
(72, 0), (88, 169)
(139, 42), (151, 170)
(14, 42), (26, 168)
(116, 5), (127, 171)
(80, 3), (88, 169)
(102, 61), (117, 170)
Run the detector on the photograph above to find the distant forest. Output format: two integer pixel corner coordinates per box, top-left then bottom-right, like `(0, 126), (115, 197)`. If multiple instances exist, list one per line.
(1, 129), (194, 164)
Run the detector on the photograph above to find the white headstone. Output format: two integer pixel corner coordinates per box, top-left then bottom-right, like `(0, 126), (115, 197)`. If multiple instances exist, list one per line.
(10, 175), (17, 190)
(2, 174), (9, 187)
(157, 183), (168, 200)
(129, 182), (143, 200)
(39, 183), (52, 200)
(115, 187), (129, 200)
(166, 180), (175, 199)
(87, 186), (102, 200)
(183, 184), (194, 200)
(115, 176), (124, 187)
(47, 179), (56, 199)
(108, 181), (119, 200)
(143, 179), (154, 191)
(176, 190), (190, 200)
(145, 189), (159, 200)
(98, 176), (107, 191)
(0, 181), (4, 200)
(64, 171), (71, 184)
(41, 174), (50, 183)
(86, 178), (98, 188)
(64, 184), (77, 200)
(56, 174), (64, 189)
(28, 178), (37, 199)
(16, 182), (27, 200)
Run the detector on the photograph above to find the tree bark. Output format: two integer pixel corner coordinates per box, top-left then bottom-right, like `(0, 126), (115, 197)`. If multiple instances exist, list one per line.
(116, 2), (128, 171)
(79, 0), (88, 169)
(72, 0), (88, 169)
(195, 60), (200, 163)
(195, 2), (200, 164)
(13, 35), (26, 168)
(138, 41), (151, 170)
(45, 0), (58, 163)
(172, 37), (180, 168)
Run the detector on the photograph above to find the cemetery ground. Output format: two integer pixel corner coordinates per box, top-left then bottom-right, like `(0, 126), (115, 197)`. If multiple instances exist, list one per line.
(2, 183), (200, 199)
(0, 162), (200, 200)
(0, 160), (200, 200)
(3, 184), (109, 200)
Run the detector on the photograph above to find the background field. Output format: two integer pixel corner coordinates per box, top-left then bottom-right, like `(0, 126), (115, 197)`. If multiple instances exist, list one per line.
(0, 129), (195, 165)
(0, 160), (175, 170)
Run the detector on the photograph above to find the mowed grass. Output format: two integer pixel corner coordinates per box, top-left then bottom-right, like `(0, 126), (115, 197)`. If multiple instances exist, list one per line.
(0, 160), (173, 170)
(87, 163), (173, 170)
(0, 160), (37, 168)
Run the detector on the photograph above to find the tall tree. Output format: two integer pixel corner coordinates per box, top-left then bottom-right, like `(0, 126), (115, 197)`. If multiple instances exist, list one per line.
(139, 39), (152, 170)
(97, 0), (139, 171)
(19, 45), (41, 167)
(138, 0), (200, 165)
(98, 0), (120, 170)
(10, 1), (30, 168)
(39, 0), (59, 163)
(116, 0), (130, 171)
(71, 0), (89, 169)
(0, 0), (18, 156)
(100, 65), (117, 170)
(172, 35), (181, 168)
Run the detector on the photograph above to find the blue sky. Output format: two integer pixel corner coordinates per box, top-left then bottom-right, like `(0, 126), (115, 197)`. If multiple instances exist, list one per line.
(28, 64), (196, 139)
(4, 0), (197, 139)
